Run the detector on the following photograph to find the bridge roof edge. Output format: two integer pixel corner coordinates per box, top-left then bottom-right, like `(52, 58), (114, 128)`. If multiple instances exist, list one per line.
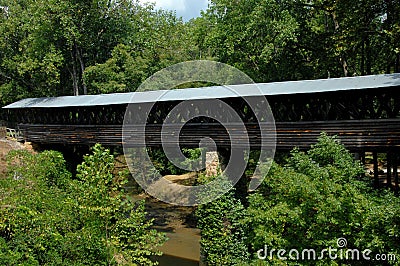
(4, 73), (400, 109)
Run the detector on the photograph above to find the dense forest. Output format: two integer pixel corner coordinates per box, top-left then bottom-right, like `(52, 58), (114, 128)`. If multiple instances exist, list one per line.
(0, 0), (399, 105)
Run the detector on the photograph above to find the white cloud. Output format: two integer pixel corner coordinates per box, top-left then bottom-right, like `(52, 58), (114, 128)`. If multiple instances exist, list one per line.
(140, 0), (209, 21)
(154, 0), (186, 11)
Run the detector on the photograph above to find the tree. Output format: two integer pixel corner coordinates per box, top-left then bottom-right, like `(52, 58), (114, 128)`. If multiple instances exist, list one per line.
(244, 133), (400, 265)
(0, 145), (165, 265)
(288, 0), (397, 77)
(0, 0), (64, 104)
(0, 0), (154, 103)
(200, 0), (299, 82)
(83, 10), (200, 94)
(196, 0), (400, 82)
(194, 134), (400, 265)
(196, 174), (249, 265)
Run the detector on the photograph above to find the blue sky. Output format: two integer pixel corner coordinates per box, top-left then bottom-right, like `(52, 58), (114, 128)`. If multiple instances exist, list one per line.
(141, 0), (209, 21)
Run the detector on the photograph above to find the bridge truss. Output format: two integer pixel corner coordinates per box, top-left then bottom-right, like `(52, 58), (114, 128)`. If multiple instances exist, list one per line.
(3, 74), (400, 190)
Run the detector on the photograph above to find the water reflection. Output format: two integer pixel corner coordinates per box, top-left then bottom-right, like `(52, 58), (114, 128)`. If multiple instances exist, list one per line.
(136, 193), (201, 265)
(158, 254), (199, 266)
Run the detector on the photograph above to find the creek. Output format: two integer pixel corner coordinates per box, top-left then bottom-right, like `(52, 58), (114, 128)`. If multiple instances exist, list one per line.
(133, 194), (201, 266)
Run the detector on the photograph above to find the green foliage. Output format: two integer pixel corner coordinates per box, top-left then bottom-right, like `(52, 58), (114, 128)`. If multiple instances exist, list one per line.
(287, 133), (364, 183)
(72, 144), (166, 264)
(0, 144), (165, 265)
(146, 147), (203, 176)
(6, 149), (71, 189)
(245, 134), (400, 265)
(196, 174), (249, 265)
(0, 150), (80, 265)
(2, 0), (399, 105)
(201, 0), (299, 82)
(0, 0), (199, 103)
(195, 134), (400, 265)
(199, 0), (400, 81)
(83, 10), (199, 94)
(83, 44), (149, 94)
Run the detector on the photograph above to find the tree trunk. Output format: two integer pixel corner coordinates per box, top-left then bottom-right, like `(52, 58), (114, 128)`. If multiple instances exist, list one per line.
(385, 0), (399, 73)
(71, 49), (79, 96)
(332, 11), (349, 77)
(340, 55), (349, 77)
(361, 36), (365, 75)
(365, 36), (371, 75)
(77, 47), (87, 95)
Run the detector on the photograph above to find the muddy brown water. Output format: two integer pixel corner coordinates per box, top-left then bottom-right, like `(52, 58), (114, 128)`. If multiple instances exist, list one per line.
(157, 226), (200, 266)
(132, 193), (201, 265)
(157, 254), (199, 266)
(118, 155), (202, 265)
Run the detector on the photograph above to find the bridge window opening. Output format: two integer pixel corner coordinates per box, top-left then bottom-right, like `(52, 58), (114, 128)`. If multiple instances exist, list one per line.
(3, 74), (400, 194)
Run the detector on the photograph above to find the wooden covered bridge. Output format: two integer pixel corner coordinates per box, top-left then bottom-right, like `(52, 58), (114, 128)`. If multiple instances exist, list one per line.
(3, 74), (400, 190)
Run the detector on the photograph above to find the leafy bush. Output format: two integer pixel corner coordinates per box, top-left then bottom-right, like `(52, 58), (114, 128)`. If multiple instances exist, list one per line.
(0, 150), (81, 265)
(6, 149), (71, 189)
(0, 144), (165, 265)
(147, 147), (203, 175)
(196, 174), (249, 265)
(245, 133), (400, 265)
(195, 133), (400, 265)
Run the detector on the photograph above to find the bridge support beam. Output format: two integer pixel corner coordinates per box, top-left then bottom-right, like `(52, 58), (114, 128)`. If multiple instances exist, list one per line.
(218, 148), (249, 205)
(387, 152), (392, 189)
(373, 151), (379, 188)
(205, 151), (221, 177)
(394, 154), (399, 195)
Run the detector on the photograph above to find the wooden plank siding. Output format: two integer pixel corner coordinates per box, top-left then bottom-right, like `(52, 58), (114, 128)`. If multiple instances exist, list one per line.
(17, 118), (400, 151)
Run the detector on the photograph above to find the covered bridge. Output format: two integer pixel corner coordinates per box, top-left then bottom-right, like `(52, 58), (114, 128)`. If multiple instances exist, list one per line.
(3, 74), (400, 189)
